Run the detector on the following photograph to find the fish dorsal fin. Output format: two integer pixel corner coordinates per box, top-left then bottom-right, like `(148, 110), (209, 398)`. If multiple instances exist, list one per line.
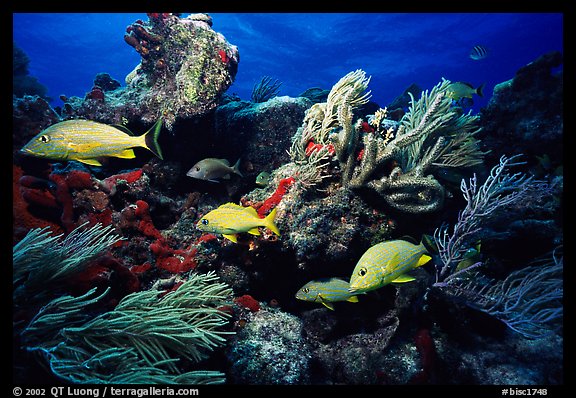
(391, 274), (416, 283)
(219, 202), (244, 210)
(110, 124), (135, 136)
(218, 158), (230, 166)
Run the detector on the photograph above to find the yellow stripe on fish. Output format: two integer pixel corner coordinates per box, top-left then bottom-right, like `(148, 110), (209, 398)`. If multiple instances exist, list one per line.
(19, 118), (163, 166)
(348, 239), (431, 294)
(296, 277), (362, 310)
(196, 202), (280, 243)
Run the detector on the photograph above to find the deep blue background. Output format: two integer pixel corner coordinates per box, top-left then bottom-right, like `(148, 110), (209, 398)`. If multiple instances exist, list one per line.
(13, 13), (563, 113)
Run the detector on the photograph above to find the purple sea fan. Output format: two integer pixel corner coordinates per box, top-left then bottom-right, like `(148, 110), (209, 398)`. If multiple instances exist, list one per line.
(432, 154), (545, 286)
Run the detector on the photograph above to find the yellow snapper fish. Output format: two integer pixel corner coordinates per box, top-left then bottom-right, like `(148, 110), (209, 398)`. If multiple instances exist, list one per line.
(196, 202), (280, 243)
(445, 82), (485, 101)
(19, 118), (163, 166)
(296, 277), (362, 311)
(186, 158), (243, 182)
(348, 239), (432, 294)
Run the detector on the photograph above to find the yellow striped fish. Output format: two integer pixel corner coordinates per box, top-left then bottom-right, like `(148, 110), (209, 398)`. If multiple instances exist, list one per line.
(348, 239), (431, 294)
(296, 277), (361, 310)
(196, 203), (280, 243)
(19, 118), (163, 166)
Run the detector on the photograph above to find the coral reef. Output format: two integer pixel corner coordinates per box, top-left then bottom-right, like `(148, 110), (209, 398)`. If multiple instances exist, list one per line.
(12, 95), (60, 156)
(60, 13), (239, 129)
(12, 42), (563, 386)
(226, 308), (312, 384)
(211, 96), (313, 186)
(289, 71), (486, 214)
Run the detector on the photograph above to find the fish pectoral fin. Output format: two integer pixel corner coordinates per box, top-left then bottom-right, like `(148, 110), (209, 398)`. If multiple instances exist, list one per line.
(347, 296), (359, 303)
(115, 149), (136, 159)
(222, 234), (238, 243)
(319, 297), (335, 311)
(416, 253), (432, 268)
(76, 158), (103, 166)
(247, 227), (261, 236)
(391, 274), (416, 284)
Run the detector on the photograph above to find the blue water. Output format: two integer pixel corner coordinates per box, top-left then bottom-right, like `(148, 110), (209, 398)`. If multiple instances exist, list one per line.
(13, 13), (563, 112)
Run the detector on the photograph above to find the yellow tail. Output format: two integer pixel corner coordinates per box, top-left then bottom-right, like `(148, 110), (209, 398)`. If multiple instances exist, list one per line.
(264, 207), (280, 236)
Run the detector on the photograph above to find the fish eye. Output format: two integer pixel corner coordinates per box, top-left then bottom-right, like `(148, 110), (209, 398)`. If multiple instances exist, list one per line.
(358, 267), (367, 277)
(195, 167), (200, 171)
(302, 288), (309, 294)
(38, 135), (50, 143)
(201, 219), (209, 225)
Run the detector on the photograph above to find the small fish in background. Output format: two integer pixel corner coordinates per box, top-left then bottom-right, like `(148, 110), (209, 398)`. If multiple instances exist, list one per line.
(455, 241), (482, 272)
(186, 158), (243, 182)
(469, 44), (489, 60)
(19, 118), (163, 166)
(255, 171), (271, 187)
(296, 277), (362, 311)
(196, 202), (279, 243)
(349, 239), (431, 294)
(445, 82), (485, 101)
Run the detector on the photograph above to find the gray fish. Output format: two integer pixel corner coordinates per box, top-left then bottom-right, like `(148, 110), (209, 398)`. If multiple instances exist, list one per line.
(186, 158), (243, 182)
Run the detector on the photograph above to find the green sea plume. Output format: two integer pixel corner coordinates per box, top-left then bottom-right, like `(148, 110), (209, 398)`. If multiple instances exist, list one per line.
(22, 271), (234, 384)
(14, 223), (234, 384)
(13, 222), (122, 307)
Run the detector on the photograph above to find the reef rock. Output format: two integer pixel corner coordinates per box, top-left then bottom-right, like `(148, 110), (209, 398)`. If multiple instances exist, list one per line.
(12, 95), (60, 156)
(60, 13), (239, 129)
(479, 51), (563, 170)
(226, 308), (312, 384)
(212, 96), (313, 182)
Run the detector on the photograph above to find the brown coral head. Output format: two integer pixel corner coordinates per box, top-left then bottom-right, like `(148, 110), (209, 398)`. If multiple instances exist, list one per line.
(124, 33), (140, 49)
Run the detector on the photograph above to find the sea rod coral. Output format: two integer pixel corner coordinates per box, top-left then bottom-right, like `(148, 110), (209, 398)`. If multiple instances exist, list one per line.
(289, 70), (486, 213)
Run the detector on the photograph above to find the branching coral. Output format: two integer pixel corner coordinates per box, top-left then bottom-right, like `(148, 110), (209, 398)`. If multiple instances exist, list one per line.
(22, 271), (233, 384)
(432, 154), (546, 285)
(429, 154), (561, 339)
(289, 69), (371, 188)
(440, 248), (563, 340)
(289, 72), (487, 213)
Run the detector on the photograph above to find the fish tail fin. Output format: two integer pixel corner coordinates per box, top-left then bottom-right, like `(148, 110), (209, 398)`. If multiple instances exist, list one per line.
(232, 158), (243, 177)
(143, 118), (164, 160)
(476, 83), (485, 97)
(263, 207), (280, 236)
